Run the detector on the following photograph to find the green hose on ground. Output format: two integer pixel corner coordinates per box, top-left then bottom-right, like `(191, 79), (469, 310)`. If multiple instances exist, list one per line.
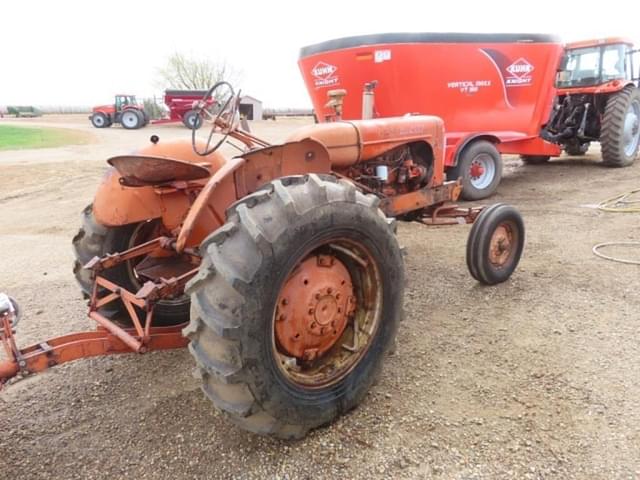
(597, 188), (640, 213)
(593, 189), (640, 264)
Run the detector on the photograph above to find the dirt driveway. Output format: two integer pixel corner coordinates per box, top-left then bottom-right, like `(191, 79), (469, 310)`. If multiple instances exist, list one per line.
(1, 116), (639, 479)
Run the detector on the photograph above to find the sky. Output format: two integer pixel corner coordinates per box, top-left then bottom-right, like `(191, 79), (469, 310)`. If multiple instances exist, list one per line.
(1, 0), (639, 109)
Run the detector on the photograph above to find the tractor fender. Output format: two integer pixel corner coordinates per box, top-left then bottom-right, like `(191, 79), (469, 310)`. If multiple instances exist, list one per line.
(93, 140), (226, 229)
(451, 134), (501, 166)
(93, 168), (165, 227)
(176, 138), (332, 251)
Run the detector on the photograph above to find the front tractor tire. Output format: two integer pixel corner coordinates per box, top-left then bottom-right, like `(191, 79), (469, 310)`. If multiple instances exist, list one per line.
(185, 175), (404, 439)
(72, 205), (190, 326)
(90, 112), (109, 128)
(565, 142), (589, 156)
(448, 140), (503, 201)
(601, 86), (640, 167)
(520, 155), (550, 165)
(466, 203), (525, 285)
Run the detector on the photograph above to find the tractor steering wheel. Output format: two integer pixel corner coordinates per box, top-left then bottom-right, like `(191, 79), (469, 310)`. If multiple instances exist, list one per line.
(191, 81), (240, 157)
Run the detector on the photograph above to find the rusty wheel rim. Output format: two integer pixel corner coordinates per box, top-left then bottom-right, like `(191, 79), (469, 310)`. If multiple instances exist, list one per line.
(126, 220), (162, 289)
(488, 220), (517, 268)
(126, 220), (191, 305)
(272, 238), (382, 389)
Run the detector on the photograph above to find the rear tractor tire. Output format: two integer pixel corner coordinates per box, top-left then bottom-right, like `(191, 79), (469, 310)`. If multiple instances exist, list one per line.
(120, 109), (144, 129)
(466, 203), (524, 285)
(72, 205), (190, 326)
(448, 140), (502, 201)
(185, 174), (404, 439)
(601, 86), (640, 167)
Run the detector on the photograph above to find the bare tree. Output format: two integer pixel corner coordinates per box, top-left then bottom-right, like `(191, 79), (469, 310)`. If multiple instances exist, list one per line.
(157, 53), (243, 90)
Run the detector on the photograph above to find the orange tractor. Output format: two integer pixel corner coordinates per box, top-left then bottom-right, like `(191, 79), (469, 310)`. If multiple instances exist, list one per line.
(531, 38), (640, 165)
(90, 94), (149, 130)
(1, 82), (525, 438)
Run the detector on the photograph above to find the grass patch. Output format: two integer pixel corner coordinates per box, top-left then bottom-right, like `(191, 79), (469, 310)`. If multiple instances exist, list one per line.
(0, 125), (92, 151)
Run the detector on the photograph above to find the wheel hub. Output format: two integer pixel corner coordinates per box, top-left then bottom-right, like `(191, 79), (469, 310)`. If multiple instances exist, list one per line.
(275, 255), (356, 361)
(469, 161), (485, 178)
(489, 224), (513, 267)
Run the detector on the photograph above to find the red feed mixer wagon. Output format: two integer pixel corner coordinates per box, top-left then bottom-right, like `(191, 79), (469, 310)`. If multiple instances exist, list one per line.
(299, 33), (640, 200)
(299, 33), (565, 200)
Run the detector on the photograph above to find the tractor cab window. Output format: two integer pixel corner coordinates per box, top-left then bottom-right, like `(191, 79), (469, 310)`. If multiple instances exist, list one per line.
(602, 44), (626, 80)
(557, 44), (629, 88)
(115, 95), (136, 110)
(116, 96), (127, 110)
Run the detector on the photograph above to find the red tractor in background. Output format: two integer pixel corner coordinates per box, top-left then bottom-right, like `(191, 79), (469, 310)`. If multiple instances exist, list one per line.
(533, 38), (640, 166)
(89, 94), (149, 130)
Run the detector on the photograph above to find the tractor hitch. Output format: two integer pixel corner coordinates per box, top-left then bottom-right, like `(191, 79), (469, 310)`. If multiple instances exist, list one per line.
(0, 286), (189, 389)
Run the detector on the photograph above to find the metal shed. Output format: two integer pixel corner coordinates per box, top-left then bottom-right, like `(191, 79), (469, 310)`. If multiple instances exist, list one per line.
(239, 95), (263, 121)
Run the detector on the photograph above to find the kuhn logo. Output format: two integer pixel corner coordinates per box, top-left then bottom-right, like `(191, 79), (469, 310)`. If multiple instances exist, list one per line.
(311, 62), (339, 88)
(505, 58), (534, 86)
(312, 62), (337, 78)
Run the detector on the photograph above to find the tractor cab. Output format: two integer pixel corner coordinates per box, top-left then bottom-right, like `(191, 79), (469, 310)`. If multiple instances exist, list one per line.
(542, 38), (640, 167)
(90, 94), (147, 130)
(556, 38), (639, 90)
(115, 94), (139, 111)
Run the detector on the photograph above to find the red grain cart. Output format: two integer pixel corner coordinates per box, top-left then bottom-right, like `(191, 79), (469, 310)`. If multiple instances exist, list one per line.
(299, 33), (565, 199)
(152, 90), (214, 129)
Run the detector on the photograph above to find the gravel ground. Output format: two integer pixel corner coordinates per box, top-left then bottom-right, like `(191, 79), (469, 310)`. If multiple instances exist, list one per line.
(0, 116), (639, 479)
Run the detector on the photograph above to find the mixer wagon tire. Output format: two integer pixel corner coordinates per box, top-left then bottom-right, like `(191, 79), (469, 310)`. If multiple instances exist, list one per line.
(520, 155), (550, 165)
(449, 141), (502, 201)
(466, 203), (524, 285)
(72, 205), (190, 326)
(183, 110), (202, 129)
(91, 112), (109, 128)
(185, 174), (404, 439)
(601, 86), (640, 167)
(565, 142), (589, 156)
(121, 110), (143, 129)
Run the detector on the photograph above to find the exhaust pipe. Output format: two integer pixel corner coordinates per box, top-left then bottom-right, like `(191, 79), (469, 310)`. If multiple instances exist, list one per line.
(362, 81), (378, 120)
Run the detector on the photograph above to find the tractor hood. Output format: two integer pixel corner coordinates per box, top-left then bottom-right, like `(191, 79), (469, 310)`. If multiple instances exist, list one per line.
(92, 104), (114, 113)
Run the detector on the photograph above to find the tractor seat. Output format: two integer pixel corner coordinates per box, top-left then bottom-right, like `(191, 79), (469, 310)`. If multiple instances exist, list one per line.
(107, 155), (211, 187)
